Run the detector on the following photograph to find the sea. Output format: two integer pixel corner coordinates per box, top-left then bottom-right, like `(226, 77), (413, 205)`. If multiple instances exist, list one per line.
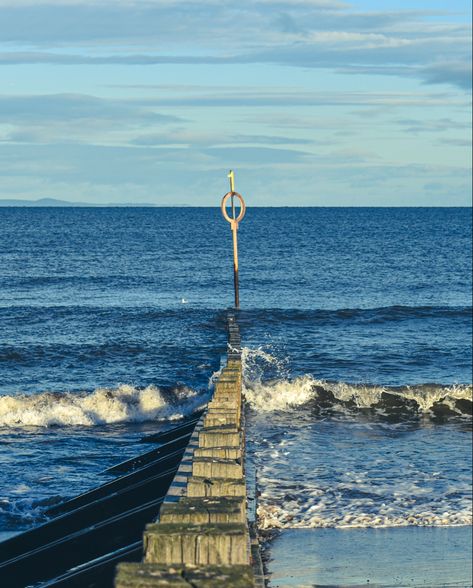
(0, 207), (471, 586)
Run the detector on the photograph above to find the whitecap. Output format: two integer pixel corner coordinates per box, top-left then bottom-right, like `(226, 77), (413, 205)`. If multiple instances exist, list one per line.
(0, 384), (208, 428)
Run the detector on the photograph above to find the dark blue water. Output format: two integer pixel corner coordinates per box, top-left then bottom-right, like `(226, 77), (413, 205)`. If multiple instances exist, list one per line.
(0, 207), (471, 536)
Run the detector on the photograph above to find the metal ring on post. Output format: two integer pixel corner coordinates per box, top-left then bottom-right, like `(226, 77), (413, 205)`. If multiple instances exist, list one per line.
(221, 192), (246, 224)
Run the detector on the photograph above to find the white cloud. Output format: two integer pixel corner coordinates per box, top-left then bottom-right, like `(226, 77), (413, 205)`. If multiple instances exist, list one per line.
(0, 1), (470, 204)
(0, 1), (469, 80)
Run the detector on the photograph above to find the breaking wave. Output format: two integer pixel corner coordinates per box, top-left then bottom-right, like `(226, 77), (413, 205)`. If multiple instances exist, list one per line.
(0, 384), (208, 428)
(242, 347), (472, 530)
(241, 347), (472, 419)
(244, 377), (472, 418)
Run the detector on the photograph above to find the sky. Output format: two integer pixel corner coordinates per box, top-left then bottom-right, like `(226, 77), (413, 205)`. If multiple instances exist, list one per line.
(0, 0), (471, 206)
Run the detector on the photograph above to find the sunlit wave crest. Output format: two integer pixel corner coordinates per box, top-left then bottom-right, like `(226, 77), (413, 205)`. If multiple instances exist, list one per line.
(0, 384), (208, 427)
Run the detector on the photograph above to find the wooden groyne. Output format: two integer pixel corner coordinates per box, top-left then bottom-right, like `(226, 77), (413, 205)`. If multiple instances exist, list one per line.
(0, 178), (261, 586)
(0, 424), (195, 587)
(115, 314), (264, 587)
(0, 315), (264, 587)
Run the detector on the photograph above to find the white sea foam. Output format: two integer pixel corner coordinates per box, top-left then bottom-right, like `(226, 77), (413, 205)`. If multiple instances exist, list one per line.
(0, 496), (48, 525)
(241, 346), (289, 384)
(244, 378), (472, 415)
(0, 384), (208, 427)
(256, 468), (473, 529)
(243, 375), (316, 411)
(242, 346), (472, 530)
(240, 346), (472, 415)
(257, 502), (473, 530)
(253, 424), (473, 530)
(241, 346), (473, 414)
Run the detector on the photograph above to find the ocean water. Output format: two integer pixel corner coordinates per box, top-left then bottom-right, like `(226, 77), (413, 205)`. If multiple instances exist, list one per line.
(0, 208), (471, 579)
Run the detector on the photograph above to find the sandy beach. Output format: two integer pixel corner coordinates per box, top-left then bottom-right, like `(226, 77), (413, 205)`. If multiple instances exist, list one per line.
(267, 526), (472, 587)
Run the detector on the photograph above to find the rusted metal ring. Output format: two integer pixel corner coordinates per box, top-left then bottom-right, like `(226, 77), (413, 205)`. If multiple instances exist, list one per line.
(221, 192), (246, 224)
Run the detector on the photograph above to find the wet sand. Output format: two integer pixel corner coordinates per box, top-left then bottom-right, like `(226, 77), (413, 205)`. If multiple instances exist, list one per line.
(267, 526), (472, 587)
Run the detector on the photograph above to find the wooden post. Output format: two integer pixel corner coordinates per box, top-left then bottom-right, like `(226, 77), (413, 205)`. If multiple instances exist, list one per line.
(221, 171), (246, 309)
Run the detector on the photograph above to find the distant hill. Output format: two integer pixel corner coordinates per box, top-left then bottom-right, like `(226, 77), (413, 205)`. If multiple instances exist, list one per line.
(0, 198), (158, 207)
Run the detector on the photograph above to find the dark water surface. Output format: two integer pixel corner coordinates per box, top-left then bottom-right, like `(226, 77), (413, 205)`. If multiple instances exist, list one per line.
(0, 207), (471, 581)
(1, 208), (471, 395)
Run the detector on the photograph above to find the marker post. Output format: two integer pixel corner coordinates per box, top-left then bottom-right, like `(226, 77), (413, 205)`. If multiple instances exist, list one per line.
(220, 170), (246, 308)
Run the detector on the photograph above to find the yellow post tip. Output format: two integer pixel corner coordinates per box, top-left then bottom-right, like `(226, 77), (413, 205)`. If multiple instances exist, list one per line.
(227, 170), (235, 192)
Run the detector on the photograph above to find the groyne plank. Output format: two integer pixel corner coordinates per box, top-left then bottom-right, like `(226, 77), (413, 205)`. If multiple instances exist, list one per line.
(159, 497), (245, 524)
(0, 474), (169, 563)
(144, 522), (249, 566)
(106, 432), (194, 474)
(38, 542), (143, 588)
(116, 563), (255, 587)
(186, 477), (247, 498)
(45, 448), (185, 517)
(0, 498), (164, 588)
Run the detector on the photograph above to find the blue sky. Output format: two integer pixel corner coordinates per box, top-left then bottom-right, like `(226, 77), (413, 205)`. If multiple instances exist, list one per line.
(0, 0), (471, 205)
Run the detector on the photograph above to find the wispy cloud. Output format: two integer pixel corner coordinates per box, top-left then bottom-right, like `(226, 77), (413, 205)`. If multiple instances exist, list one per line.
(0, 1), (470, 89)
(0, 94), (182, 123)
(1, 89), (466, 150)
(131, 131), (313, 147)
(0, 93), (183, 145)
(0, 1), (470, 205)
(421, 61), (472, 90)
(395, 117), (468, 135)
